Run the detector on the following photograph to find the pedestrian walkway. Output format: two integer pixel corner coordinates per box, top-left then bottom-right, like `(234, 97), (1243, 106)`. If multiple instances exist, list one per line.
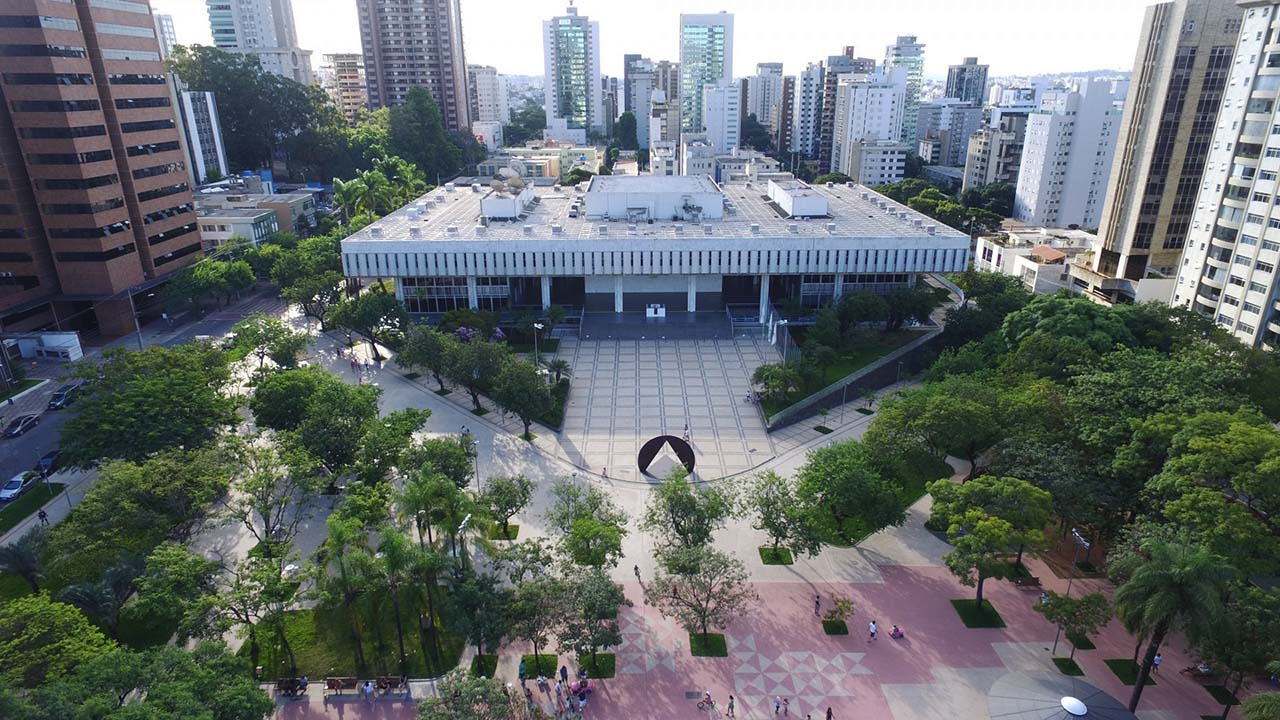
(0, 468), (95, 545)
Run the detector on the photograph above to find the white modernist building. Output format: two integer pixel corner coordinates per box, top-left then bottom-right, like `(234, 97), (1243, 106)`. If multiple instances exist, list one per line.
(791, 62), (824, 158)
(679, 12), (734, 134)
(467, 65), (510, 125)
(177, 91), (229, 185)
(701, 82), (742, 155)
(204, 0), (312, 84)
(543, 6), (604, 143)
(1013, 80), (1125, 229)
(830, 70), (910, 184)
(340, 176), (969, 320)
(747, 62), (785, 130)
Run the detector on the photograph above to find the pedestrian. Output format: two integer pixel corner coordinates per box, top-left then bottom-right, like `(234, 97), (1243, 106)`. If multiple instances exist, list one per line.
(783, 698), (790, 716)
(559, 665), (568, 685)
(868, 619), (877, 642)
(554, 679), (562, 698)
(827, 708), (834, 720)
(633, 564), (640, 580)
(350, 358), (357, 371)
(1153, 653), (1162, 673)
(726, 694), (735, 717)
(815, 593), (821, 617)
(601, 466), (607, 478)
(37, 509), (48, 526)
(363, 680), (375, 702)
(775, 696), (781, 715)
(519, 660), (528, 685)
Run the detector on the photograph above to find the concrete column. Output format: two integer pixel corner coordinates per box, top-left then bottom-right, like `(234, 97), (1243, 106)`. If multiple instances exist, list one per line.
(687, 275), (697, 312)
(540, 275), (552, 309)
(466, 276), (478, 310)
(614, 276), (624, 313)
(758, 274), (770, 323)
(833, 274), (845, 301)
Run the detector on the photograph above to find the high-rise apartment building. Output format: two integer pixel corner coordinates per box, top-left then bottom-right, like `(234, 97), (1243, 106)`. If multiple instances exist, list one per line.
(654, 60), (681, 143)
(962, 92), (1037, 192)
(702, 82), (741, 154)
(884, 36), (925, 145)
(830, 69), (910, 184)
(818, 47), (877, 171)
(1014, 80), (1125, 228)
(776, 75), (795, 153)
(915, 99), (983, 167)
(747, 62), (783, 130)
(602, 76), (618, 138)
(0, 0), (203, 336)
(1078, 0), (1239, 304)
(791, 62), (824, 158)
(945, 57), (988, 104)
(542, 5), (603, 144)
(622, 53), (645, 115)
(1173, 2), (1280, 346)
(321, 54), (368, 125)
(152, 12), (175, 58)
(623, 58), (656, 148)
(466, 64), (508, 125)
(356, 0), (469, 131)
(177, 91), (228, 184)
(679, 12), (733, 133)
(205, 0), (312, 84)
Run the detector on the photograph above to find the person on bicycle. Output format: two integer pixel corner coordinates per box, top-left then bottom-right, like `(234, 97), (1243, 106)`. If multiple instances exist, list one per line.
(703, 689), (714, 707)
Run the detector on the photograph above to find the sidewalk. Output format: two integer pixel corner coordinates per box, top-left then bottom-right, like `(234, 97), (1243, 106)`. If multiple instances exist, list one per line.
(0, 468), (96, 545)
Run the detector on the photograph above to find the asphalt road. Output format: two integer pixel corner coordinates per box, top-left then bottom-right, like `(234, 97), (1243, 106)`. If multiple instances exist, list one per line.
(0, 398), (68, 486)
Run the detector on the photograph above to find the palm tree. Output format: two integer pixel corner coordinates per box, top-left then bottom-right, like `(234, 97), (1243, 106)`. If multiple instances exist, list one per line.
(0, 527), (46, 592)
(332, 177), (366, 226)
(545, 359), (571, 385)
(408, 543), (448, 667)
(318, 515), (374, 672)
(1243, 692), (1280, 720)
(1114, 541), (1232, 712)
(59, 556), (143, 639)
(376, 529), (414, 675)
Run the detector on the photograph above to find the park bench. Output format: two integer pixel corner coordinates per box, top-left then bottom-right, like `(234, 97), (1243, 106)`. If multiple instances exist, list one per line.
(376, 676), (409, 697)
(324, 677), (360, 697)
(1014, 576), (1042, 588)
(275, 678), (306, 698)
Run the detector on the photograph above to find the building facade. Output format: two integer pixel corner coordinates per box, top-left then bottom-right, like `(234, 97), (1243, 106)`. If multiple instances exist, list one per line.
(356, 0), (469, 131)
(915, 99), (983, 167)
(830, 71), (910, 184)
(791, 62), (824, 158)
(679, 12), (733, 133)
(775, 75), (795, 153)
(177, 91), (228, 184)
(152, 12), (175, 58)
(0, 0), (203, 336)
(945, 57), (988, 104)
(747, 62), (784, 130)
(542, 5), (603, 143)
(1173, 2), (1280, 346)
(339, 176), (969, 321)
(623, 58), (655, 148)
(653, 60), (681, 143)
(702, 83), (741, 154)
(818, 47), (877, 171)
(1014, 81), (1124, 229)
(884, 36), (925, 145)
(321, 53), (368, 125)
(466, 64), (509, 125)
(205, 0), (312, 84)
(1081, 0), (1240, 304)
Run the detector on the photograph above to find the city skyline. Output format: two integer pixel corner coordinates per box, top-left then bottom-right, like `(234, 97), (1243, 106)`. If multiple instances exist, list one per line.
(150, 0), (1150, 82)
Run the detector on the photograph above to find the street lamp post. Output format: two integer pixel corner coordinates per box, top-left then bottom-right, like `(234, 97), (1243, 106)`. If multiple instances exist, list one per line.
(1051, 528), (1092, 655)
(470, 438), (481, 493)
(457, 513), (472, 575)
(533, 322), (545, 365)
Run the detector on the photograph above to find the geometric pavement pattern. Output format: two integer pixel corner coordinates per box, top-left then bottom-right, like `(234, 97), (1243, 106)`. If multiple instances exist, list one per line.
(730, 634), (872, 716)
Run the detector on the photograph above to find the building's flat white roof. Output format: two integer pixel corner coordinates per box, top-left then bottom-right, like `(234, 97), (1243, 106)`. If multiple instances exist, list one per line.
(586, 175), (719, 194)
(198, 208), (275, 220)
(345, 178), (966, 243)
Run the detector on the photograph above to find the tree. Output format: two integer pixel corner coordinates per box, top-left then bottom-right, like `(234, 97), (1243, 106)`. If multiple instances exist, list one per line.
(545, 478), (628, 568)
(399, 325), (458, 392)
(794, 440), (906, 542)
(62, 344), (236, 468)
(389, 86), (462, 181)
(444, 573), (511, 658)
(134, 543), (222, 642)
(312, 515), (376, 671)
(417, 670), (514, 720)
(331, 290), (407, 360)
(504, 101), (547, 147)
(815, 173), (854, 184)
(865, 376), (1006, 479)
(402, 436), (477, 490)
(294, 380), (381, 472)
(545, 358), (571, 384)
(231, 312), (309, 370)
(1033, 591), (1111, 660)
(1114, 541), (1232, 712)
(563, 516), (626, 569)
(249, 367), (332, 431)
(353, 408), (431, 485)
(559, 569), (631, 673)
(741, 113), (773, 152)
(747, 471), (824, 558)
(481, 475), (533, 538)
(614, 111), (639, 150)
(374, 528), (416, 674)
(0, 593), (113, 687)
(492, 359), (552, 438)
(493, 538), (555, 586)
(282, 270), (344, 331)
(752, 363), (802, 403)
(444, 340), (509, 412)
(563, 167), (596, 186)
(545, 479), (628, 535)
(1188, 585), (1280, 720)
(641, 469), (736, 554)
(0, 526), (46, 593)
(222, 438), (324, 552)
(927, 475), (1052, 564)
(942, 509), (1014, 609)
(509, 576), (568, 660)
(644, 546), (758, 639)
(57, 557), (143, 640)
(1244, 693), (1280, 720)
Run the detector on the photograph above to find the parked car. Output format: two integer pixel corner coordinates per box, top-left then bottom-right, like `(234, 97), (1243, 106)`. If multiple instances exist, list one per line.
(0, 472), (35, 503)
(47, 382), (82, 410)
(34, 449), (60, 477)
(4, 414), (39, 437)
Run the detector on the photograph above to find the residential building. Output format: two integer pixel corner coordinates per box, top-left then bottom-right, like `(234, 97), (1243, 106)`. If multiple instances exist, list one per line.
(340, 175), (969, 320)
(624, 59), (656, 148)
(356, 0), (469, 131)
(472, 121), (503, 152)
(1079, 0), (1240, 304)
(1014, 80), (1125, 229)
(747, 62), (784, 130)
(945, 57), (988, 104)
(1173, 1), (1280, 347)
(205, 0), (312, 84)
(476, 143), (602, 182)
(884, 36), (926, 145)
(467, 64), (509, 125)
(702, 82), (741, 155)
(622, 54), (645, 114)
(963, 88), (1039, 192)
(654, 60), (681, 142)
(830, 70), (910, 184)
(153, 12), (176, 58)
(915, 99), (983, 167)
(791, 62), (824, 158)
(818, 47), (877, 170)
(543, 5), (604, 143)
(0, 0), (203, 336)
(679, 12), (733, 133)
(196, 207), (278, 247)
(649, 89), (674, 145)
(177, 92), (228, 184)
(196, 189), (316, 235)
(603, 76), (619, 137)
(321, 54), (368, 124)
(680, 135), (716, 177)
(649, 140), (677, 176)
(775, 76), (795, 153)
(974, 225), (1096, 294)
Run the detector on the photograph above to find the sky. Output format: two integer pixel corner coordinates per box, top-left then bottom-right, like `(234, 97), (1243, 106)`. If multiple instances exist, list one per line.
(151, 0), (1153, 81)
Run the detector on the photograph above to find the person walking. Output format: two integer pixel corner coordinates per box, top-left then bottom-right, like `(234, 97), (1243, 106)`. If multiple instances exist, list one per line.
(726, 694), (736, 718)
(868, 620), (877, 642)
(814, 594), (821, 617)
(826, 708), (834, 720)
(775, 696), (782, 715)
(519, 659), (528, 685)
(783, 698), (790, 716)
(601, 467), (608, 478)
(1153, 653), (1162, 673)
(633, 564), (641, 580)
(37, 509), (48, 526)
(559, 665), (569, 685)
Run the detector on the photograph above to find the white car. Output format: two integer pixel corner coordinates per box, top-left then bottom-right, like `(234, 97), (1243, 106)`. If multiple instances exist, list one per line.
(0, 472), (35, 503)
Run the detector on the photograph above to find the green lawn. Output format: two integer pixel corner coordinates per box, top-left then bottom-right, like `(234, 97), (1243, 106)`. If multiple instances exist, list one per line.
(1104, 659), (1156, 686)
(761, 329), (924, 417)
(689, 632), (728, 657)
(1053, 657), (1085, 676)
(822, 620), (849, 635)
(950, 599), (1007, 628)
(535, 379), (570, 430)
(470, 654), (498, 678)
(0, 483), (65, 535)
(0, 378), (39, 403)
(1065, 631), (1096, 651)
(758, 546), (794, 565)
(579, 653), (615, 678)
(520, 653), (557, 678)
(241, 589), (464, 679)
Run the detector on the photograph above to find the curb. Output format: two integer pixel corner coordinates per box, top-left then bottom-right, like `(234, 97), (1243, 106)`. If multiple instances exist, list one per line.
(7, 378), (50, 403)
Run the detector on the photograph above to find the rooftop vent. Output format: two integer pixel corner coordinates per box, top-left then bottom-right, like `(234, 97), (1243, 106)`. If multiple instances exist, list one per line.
(598, 224), (608, 235)
(435, 196), (445, 205)
(445, 183), (455, 192)
(703, 223), (713, 234)
(474, 225), (486, 235)
(471, 183), (482, 193)
(523, 224), (533, 235)
(826, 181), (834, 188)
(409, 226), (422, 238)
(674, 224), (684, 234)
(788, 223), (799, 233)
(370, 227), (383, 238)
(860, 192), (869, 200)
(553, 185), (562, 192)
(825, 222), (837, 233)
(551, 224), (563, 234)
(750, 223), (760, 233)
(926, 225), (936, 235)
(446, 225), (458, 235)
(913, 219), (923, 227)
(845, 181), (855, 187)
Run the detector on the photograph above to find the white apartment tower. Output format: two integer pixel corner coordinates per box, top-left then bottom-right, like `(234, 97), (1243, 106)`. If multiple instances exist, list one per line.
(1013, 81), (1125, 228)
(702, 83), (742, 154)
(1174, 2), (1280, 347)
(625, 58), (657, 148)
(830, 69), (910, 185)
(747, 62), (784, 130)
(467, 65), (510, 125)
(543, 6), (604, 143)
(679, 12), (734, 133)
(791, 63), (824, 158)
(153, 13), (177, 59)
(205, 0), (313, 84)
(884, 36), (925, 145)
(177, 92), (229, 185)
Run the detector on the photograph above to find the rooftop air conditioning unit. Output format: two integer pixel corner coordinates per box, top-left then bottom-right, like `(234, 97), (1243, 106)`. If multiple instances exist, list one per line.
(845, 181), (855, 187)
(370, 227), (383, 238)
(913, 219), (923, 227)
(860, 192), (869, 200)
(750, 223), (760, 233)
(826, 181), (834, 187)
(523, 224), (533, 235)
(551, 224), (563, 234)
(598, 224), (608, 234)
(825, 222), (837, 233)
(703, 223), (713, 234)
(409, 226), (422, 238)
(472, 183), (482, 192)
(445, 183), (456, 192)
(474, 225), (486, 235)
(788, 223), (799, 233)
(446, 225), (458, 235)
(674, 224), (684, 233)
(553, 185), (562, 192)
(926, 225), (936, 235)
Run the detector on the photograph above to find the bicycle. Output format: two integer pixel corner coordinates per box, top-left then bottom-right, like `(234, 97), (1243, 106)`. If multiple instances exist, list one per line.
(697, 697), (716, 712)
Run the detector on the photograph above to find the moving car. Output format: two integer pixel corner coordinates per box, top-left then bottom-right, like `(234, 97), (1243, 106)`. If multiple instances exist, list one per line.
(4, 414), (39, 437)
(47, 382), (82, 410)
(0, 472), (35, 503)
(34, 449), (60, 477)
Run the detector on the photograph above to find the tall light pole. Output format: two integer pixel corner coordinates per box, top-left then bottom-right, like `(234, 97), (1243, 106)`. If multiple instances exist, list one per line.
(470, 438), (481, 492)
(532, 322), (545, 365)
(1051, 528), (1092, 655)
